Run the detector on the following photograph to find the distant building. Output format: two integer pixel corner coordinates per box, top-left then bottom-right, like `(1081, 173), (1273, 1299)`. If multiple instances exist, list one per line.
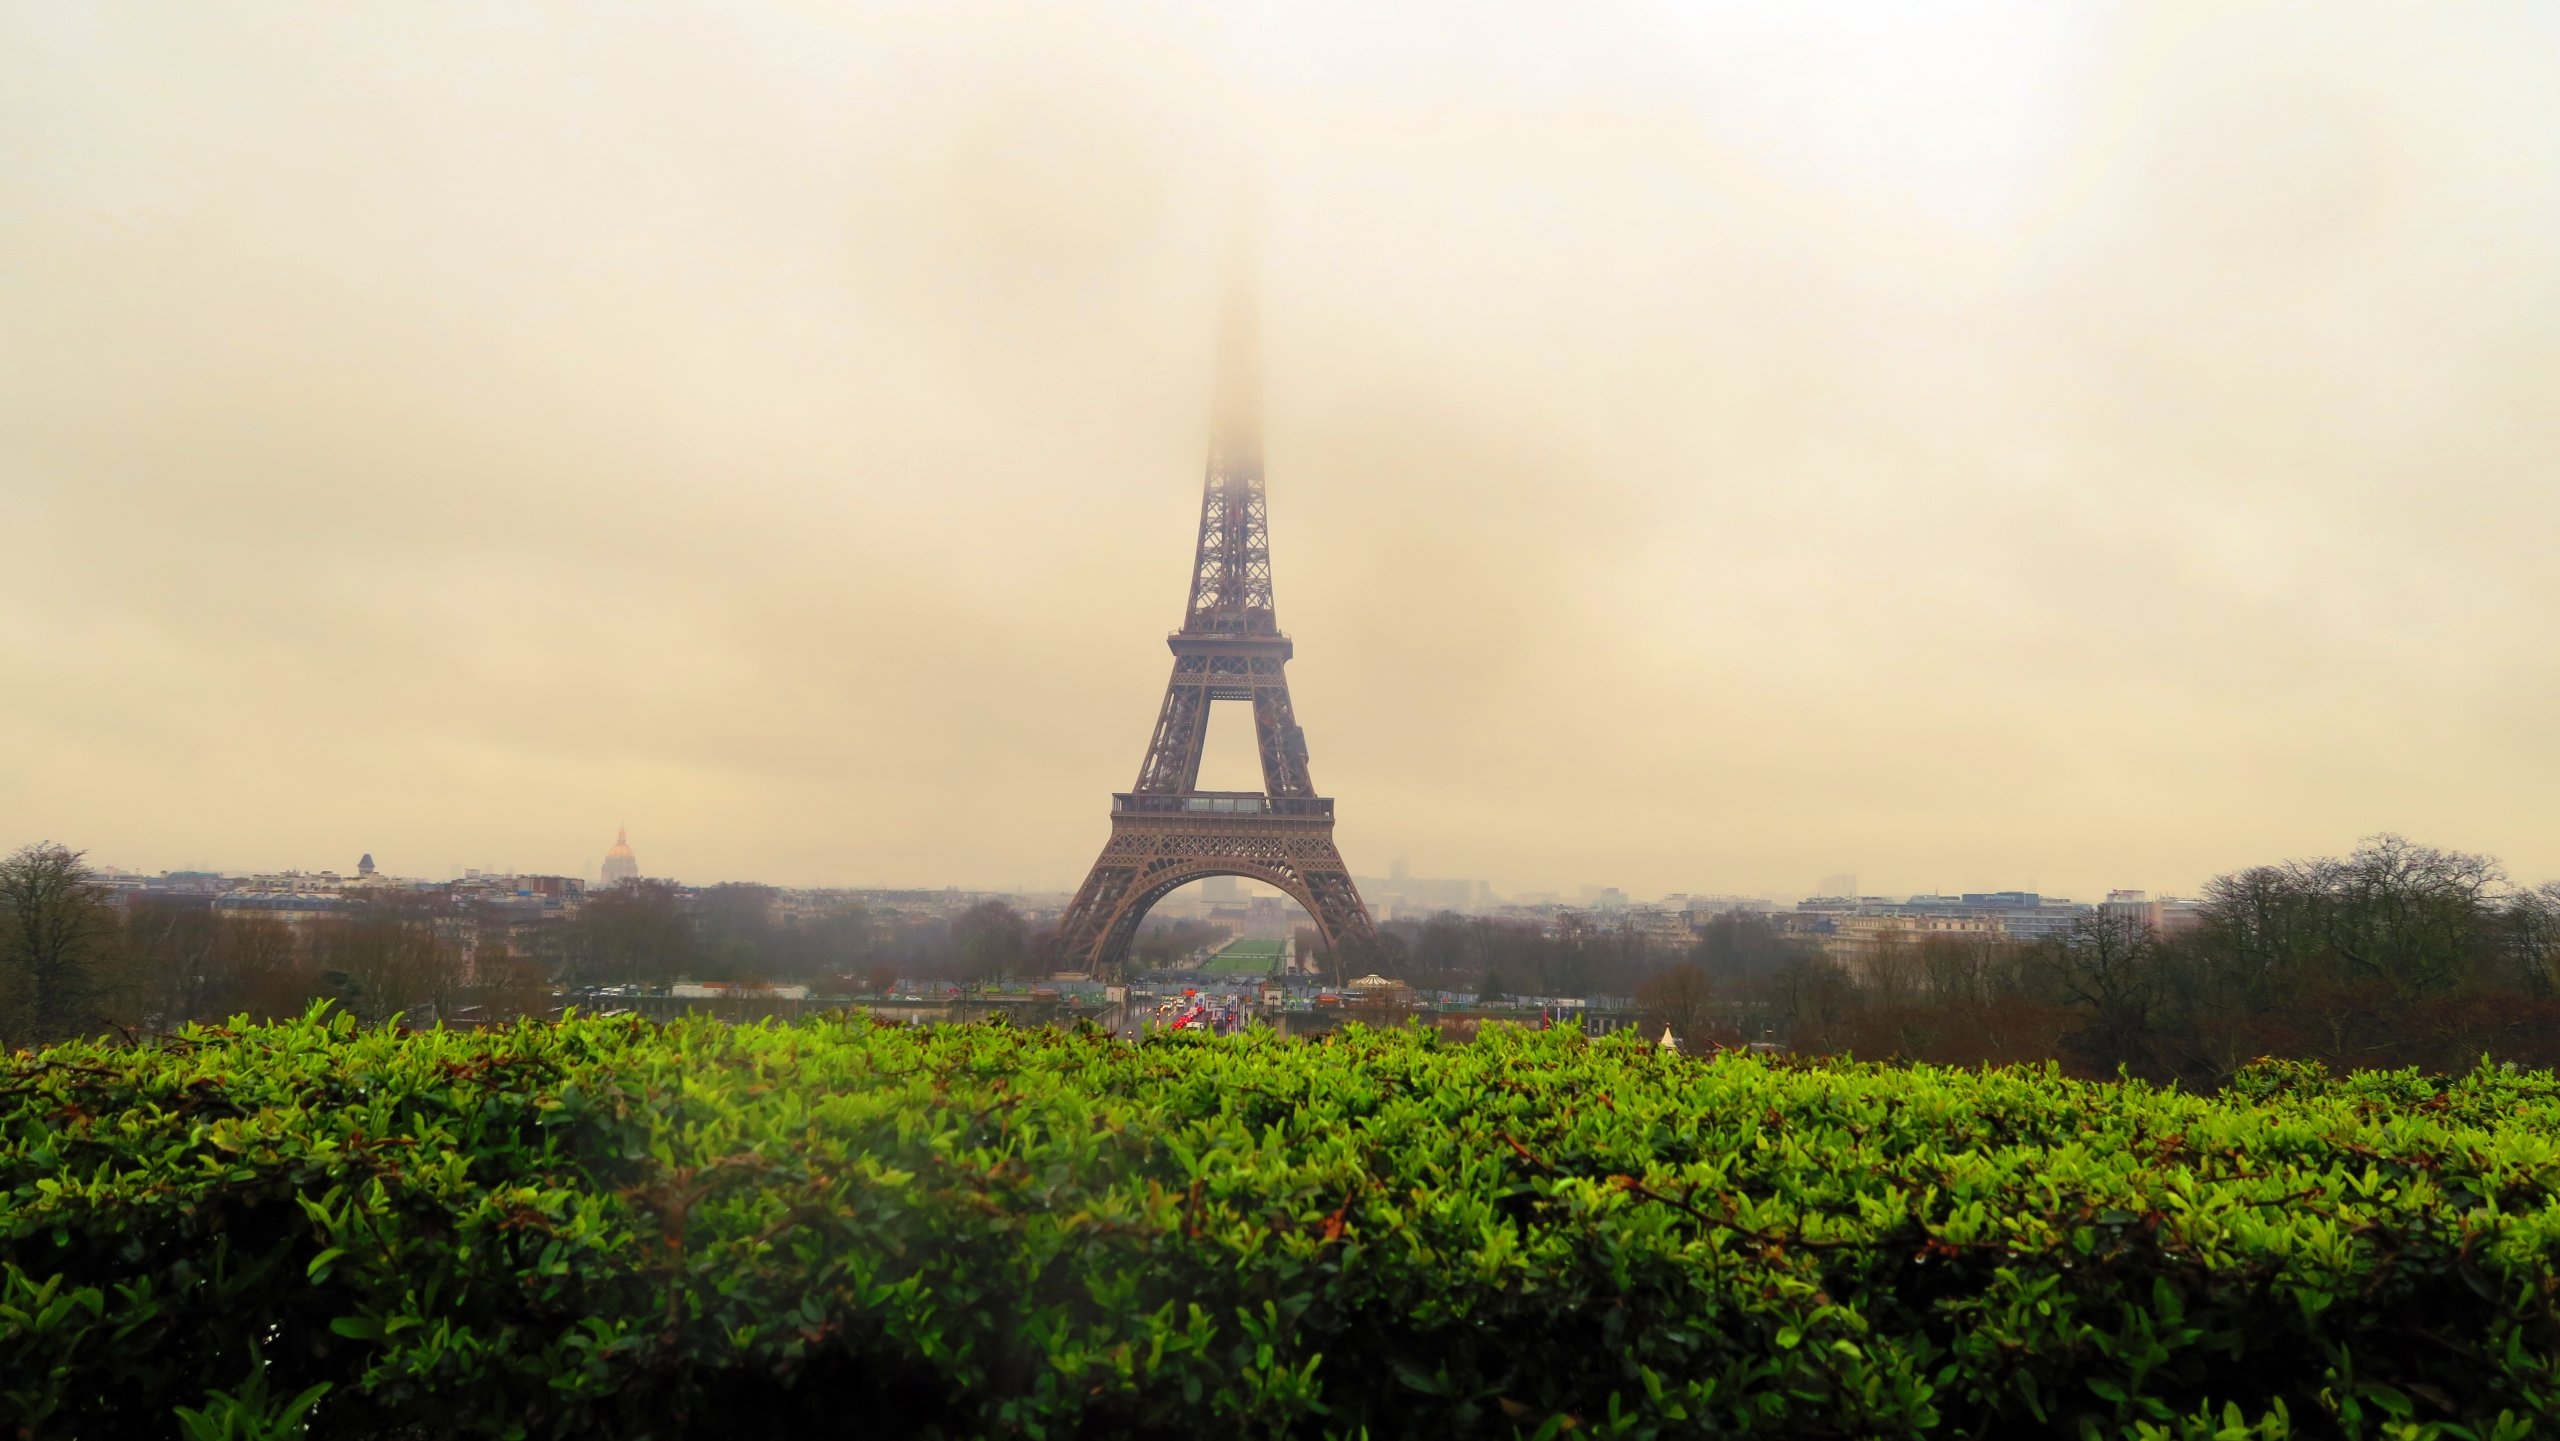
(1678, 893), (1775, 917)
(1355, 867), (1487, 919)
(601, 826), (640, 887)
(1244, 894), (1297, 938)
(1837, 912), (2001, 950)
(212, 891), (348, 931)
(1996, 912), (2082, 942)
(357, 853), (376, 877)
(1625, 906), (1696, 952)
(454, 873), (585, 900)
(1788, 889), (2100, 969)
(1149, 888), (1207, 920)
(2099, 890), (2206, 935)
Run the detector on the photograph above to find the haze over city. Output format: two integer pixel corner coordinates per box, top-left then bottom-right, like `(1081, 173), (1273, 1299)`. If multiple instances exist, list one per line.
(7, 2), (2559, 901)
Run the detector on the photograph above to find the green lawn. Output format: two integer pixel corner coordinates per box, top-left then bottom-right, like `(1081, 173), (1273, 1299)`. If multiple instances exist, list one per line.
(1199, 937), (1286, 974)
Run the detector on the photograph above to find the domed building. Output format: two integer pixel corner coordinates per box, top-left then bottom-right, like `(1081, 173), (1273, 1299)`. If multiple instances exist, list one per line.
(600, 825), (640, 887)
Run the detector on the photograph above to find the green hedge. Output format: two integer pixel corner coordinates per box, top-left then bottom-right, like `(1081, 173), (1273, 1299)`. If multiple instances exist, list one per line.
(3, 1014), (2556, 1439)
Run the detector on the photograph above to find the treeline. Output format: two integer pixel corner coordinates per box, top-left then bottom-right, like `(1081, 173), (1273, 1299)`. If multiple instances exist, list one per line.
(0, 843), (583, 1043)
(0, 845), (1066, 1047)
(1815, 834), (2560, 1085)
(1128, 916), (1231, 970)
(522, 881), (1006, 990)
(1371, 835), (2560, 1083)
(1376, 910), (1661, 999)
(15, 834), (2558, 1081)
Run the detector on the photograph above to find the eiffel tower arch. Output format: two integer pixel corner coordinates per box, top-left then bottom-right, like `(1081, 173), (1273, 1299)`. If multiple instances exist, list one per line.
(1052, 286), (1377, 975)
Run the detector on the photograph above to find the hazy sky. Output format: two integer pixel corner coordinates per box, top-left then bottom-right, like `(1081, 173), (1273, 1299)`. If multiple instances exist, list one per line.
(5, 2), (2558, 901)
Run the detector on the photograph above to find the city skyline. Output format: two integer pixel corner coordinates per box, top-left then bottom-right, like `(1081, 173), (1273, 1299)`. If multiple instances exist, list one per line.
(48, 797), (2298, 907)
(8, 4), (2560, 901)
(71, 827), (2205, 916)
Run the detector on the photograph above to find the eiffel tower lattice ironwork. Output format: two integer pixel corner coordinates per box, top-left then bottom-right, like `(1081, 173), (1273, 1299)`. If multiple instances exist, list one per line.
(1051, 289), (1376, 975)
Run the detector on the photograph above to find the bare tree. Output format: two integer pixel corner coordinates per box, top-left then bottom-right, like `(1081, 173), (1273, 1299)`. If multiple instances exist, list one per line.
(2047, 914), (2162, 1075)
(2312, 834), (2502, 1003)
(466, 936), (555, 1023)
(120, 895), (221, 1030)
(2505, 882), (2560, 998)
(1765, 954), (1858, 1054)
(559, 880), (697, 987)
(0, 842), (119, 1045)
(214, 916), (310, 1021)
(952, 900), (1028, 985)
(1636, 962), (1718, 1051)
(311, 908), (463, 1024)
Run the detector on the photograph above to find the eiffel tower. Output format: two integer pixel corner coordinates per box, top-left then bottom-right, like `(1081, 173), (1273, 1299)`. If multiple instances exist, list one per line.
(1051, 285), (1377, 975)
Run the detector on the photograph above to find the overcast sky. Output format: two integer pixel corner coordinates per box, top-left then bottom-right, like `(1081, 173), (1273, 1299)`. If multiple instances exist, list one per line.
(5, 2), (2557, 901)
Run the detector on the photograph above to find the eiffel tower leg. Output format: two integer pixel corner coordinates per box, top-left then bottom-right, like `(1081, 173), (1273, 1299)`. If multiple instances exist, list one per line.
(1251, 677), (1313, 798)
(1050, 853), (1137, 975)
(1133, 659), (1212, 795)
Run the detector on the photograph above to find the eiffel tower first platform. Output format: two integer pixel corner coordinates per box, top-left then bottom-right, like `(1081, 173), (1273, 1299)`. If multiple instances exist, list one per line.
(1050, 289), (1377, 975)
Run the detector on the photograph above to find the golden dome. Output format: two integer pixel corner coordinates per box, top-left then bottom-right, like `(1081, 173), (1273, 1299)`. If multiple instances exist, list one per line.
(601, 825), (640, 884)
